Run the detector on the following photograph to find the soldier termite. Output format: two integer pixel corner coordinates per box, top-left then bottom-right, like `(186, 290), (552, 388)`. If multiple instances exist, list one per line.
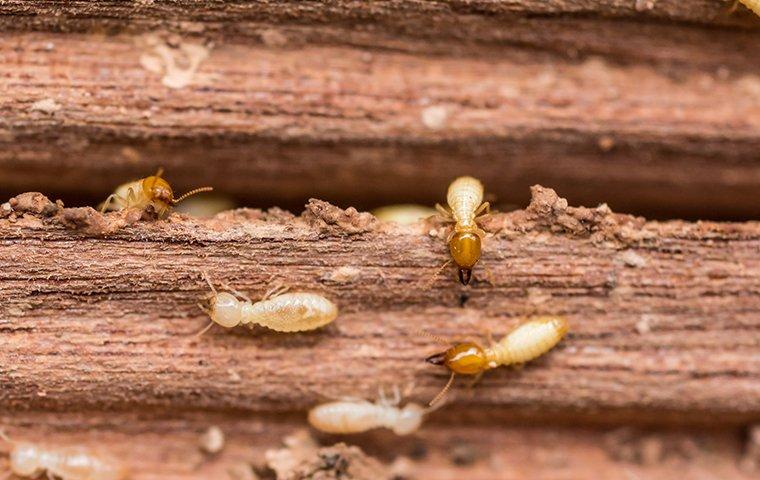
(424, 316), (569, 406)
(99, 168), (213, 218)
(0, 430), (128, 480)
(435, 176), (490, 285)
(198, 273), (338, 334)
(307, 387), (440, 436)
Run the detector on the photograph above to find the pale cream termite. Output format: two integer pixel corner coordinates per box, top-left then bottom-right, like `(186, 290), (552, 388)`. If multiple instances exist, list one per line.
(99, 168), (213, 218)
(307, 388), (437, 436)
(198, 273), (338, 333)
(371, 204), (437, 225)
(435, 176), (490, 285)
(0, 431), (128, 480)
(425, 316), (569, 405)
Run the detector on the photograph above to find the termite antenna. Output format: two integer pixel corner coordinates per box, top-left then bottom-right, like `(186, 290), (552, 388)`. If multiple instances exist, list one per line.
(429, 372), (455, 407)
(173, 186), (214, 204)
(414, 329), (451, 345)
(201, 271), (218, 297)
(193, 320), (215, 337)
(155, 167), (165, 178)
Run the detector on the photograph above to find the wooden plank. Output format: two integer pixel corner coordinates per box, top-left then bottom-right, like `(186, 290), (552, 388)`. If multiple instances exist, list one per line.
(1, 31), (759, 218)
(1, 187), (758, 420)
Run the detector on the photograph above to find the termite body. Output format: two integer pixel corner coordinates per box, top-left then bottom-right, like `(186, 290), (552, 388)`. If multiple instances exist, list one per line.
(372, 204), (436, 225)
(1, 433), (127, 480)
(100, 168), (212, 218)
(201, 275), (338, 333)
(436, 176), (490, 285)
(425, 316), (569, 404)
(308, 389), (430, 435)
(739, 0), (760, 16)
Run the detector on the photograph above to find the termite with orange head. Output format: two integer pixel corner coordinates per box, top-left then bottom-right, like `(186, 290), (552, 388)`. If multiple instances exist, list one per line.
(308, 387), (441, 436)
(0, 430), (128, 480)
(435, 176), (490, 285)
(197, 273), (338, 334)
(424, 316), (569, 405)
(99, 168), (213, 218)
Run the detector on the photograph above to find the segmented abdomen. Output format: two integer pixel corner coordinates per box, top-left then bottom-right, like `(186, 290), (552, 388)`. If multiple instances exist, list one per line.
(489, 316), (569, 366)
(740, 0), (760, 16)
(308, 401), (386, 433)
(446, 176), (484, 226)
(241, 293), (338, 332)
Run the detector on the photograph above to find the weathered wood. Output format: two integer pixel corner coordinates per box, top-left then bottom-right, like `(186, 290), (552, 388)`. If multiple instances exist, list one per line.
(1, 30), (759, 218)
(1, 187), (758, 422)
(0, 411), (755, 480)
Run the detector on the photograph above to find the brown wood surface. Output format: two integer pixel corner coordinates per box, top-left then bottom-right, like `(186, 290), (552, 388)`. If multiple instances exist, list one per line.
(1, 187), (758, 421)
(0, 1), (759, 219)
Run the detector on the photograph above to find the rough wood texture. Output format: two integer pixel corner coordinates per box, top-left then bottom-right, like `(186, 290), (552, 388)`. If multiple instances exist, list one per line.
(0, 411), (756, 480)
(1, 187), (758, 424)
(1, 1), (759, 219)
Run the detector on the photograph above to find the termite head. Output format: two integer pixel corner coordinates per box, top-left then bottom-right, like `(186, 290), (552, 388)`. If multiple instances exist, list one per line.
(142, 170), (213, 216)
(392, 403), (426, 435)
(9, 443), (45, 477)
(426, 342), (487, 375)
(208, 292), (243, 328)
(448, 231), (481, 285)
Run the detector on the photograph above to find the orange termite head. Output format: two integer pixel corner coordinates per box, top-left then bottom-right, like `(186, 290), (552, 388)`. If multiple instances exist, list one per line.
(425, 341), (488, 375)
(448, 231), (481, 285)
(142, 175), (174, 207)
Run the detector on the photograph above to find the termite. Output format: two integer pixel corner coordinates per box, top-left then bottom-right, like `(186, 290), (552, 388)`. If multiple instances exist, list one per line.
(99, 168), (213, 218)
(435, 176), (490, 285)
(737, 0), (760, 16)
(307, 387), (439, 436)
(0, 430), (128, 480)
(424, 316), (569, 405)
(371, 204), (437, 225)
(198, 273), (338, 333)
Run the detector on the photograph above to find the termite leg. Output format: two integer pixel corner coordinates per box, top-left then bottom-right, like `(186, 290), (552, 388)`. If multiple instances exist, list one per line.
(99, 193), (124, 213)
(220, 282), (252, 303)
(467, 371), (484, 389)
(155, 167), (165, 178)
(125, 187), (138, 207)
(435, 203), (454, 221)
(474, 201), (490, 217)
(263, 283), (290, 300)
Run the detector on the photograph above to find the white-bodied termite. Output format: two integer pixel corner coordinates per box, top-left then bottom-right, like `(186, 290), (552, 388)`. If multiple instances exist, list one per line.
(0, 430), (128, 480)
(198, 273), (338, 334)
(307, 387), (439, 436)
(371, 204), (437, 225)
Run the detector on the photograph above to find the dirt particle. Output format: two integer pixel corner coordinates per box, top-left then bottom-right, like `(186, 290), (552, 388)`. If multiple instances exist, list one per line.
(30, 98), (61, 114)
(265, 430), (385, 480)
(450, 441), (479, 466)
(199, 426), (225, 454)
(303, 199), (378, 235)
(618, 250), (647, 268)
(58, 207), (143, 236)
(324, 266), (362, 284)
(421, 105), (449, 129)
(8, 192), (60, 217)
(635, 316), (653, 335)
(598, 135), (616, 152)
(259, 29), (288, 47)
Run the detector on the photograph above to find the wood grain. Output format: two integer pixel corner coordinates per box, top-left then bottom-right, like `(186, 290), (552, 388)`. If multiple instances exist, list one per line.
(1, 29), (759, 219)
(1, 187), (758, 422)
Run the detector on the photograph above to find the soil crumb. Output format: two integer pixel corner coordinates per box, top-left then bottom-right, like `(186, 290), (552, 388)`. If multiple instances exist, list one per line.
(6, 192), (60, 217)
(303, 199), (378, 235)
(265, 430), (386, 480)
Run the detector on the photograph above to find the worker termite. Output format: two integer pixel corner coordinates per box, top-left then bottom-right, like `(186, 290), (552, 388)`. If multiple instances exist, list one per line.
(99, 168), (213, 218)
(198, 273), (338, 333)
(435, 176), (490, 285)
(371, 204), (437, 225)
(307, 387), (439, 436)
(0, 430), (128, 480)
(424, 316), (569, 405)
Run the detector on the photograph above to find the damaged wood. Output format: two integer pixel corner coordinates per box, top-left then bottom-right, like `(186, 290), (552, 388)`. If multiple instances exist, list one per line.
(1, 186), (758, 422)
